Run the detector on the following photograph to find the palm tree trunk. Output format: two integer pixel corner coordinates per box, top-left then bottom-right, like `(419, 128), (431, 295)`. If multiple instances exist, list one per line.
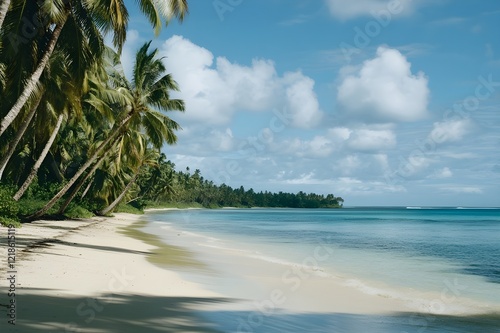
(13, 113), (64, 201)
(0, 17), (67, 137)
(98, 172), (139, 216)
(0, 0), (11, 31)
(58, 132), (124, 214)
(27, 113), (133, 220)
(58, 152), (105, 214)
(0, 93), (42, 180)
(80, 180), (93, 200)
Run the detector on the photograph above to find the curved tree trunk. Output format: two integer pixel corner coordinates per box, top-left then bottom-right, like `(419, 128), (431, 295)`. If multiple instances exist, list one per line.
(0, 93), (42, 180)
(14, 113), (64, 201)
(58, 132), (124, 214)
(0, 0), (11, 32)
(0, 17), (67, 137)
(58, 153), (103, 214)
(80, 180), (93, 200)
(27, 113), (133, 220)
(98, 172), (139, 216)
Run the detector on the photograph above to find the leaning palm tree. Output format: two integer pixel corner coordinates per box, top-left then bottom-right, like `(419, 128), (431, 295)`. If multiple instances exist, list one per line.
(0, 0), (11, 30)
(0, 92), (42, 180)
(0, 0), (106, 137)
(1, 50), (75, 185)
(99, 144), (159, 216)
(0, 0), (188, 137)
(29, 41), (184, 219)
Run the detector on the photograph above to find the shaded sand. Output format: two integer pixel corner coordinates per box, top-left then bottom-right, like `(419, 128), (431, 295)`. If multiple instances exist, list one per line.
(0, 214), (227, 332)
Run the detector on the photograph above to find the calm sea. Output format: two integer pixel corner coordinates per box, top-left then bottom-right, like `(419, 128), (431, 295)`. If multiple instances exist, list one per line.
(144, 207), (500, 332)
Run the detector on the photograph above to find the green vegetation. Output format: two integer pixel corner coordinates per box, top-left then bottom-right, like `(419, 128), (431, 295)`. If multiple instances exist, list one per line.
(0, 1), (342, 225)
(136, 159), (344, 209)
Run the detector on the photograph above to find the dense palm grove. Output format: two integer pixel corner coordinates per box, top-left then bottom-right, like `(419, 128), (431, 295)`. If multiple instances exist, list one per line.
(0, 1), (342, 226)
(136, 159), (344, 209)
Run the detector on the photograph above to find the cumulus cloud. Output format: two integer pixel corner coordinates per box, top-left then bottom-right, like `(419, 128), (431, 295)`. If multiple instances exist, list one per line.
(276, 135), (336, 158)
(325, 0), (418, 20)
(284, 72), (323, 128)
(429, 119), (473, 144)
(347, 128), (396, 151)
(159, 35), (323, 128)
(328, 127), (352, 141)
(337, 47), (429, 123)
(209, 128), (234, 152)
(336, 155), (361, 175)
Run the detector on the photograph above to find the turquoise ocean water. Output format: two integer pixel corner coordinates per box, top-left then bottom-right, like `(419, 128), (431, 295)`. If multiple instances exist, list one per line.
(145, 207), (500, 332)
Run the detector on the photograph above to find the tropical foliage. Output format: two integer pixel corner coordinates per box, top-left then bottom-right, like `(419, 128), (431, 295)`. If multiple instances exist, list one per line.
(0, 0), (189, 224)
(136, 159), (344, 209)
(0, 0), (343, 226)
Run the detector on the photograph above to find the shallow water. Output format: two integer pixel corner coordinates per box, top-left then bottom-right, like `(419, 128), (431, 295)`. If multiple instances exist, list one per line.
(145, 207), (500, 332)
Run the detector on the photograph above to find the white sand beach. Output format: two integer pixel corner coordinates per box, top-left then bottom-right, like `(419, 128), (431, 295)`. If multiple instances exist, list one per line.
(1, 212), (498, 332)
(0, 213), (223, 332)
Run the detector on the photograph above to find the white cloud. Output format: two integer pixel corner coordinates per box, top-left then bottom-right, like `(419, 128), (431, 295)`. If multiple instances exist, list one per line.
(429, 119), (473, 144)
(119, 30), (143, 79)
(276, 135), (336, 158)
(160, 35), (323, 128)
(328, 127), (352, 141)
(441, 186), (483, 194)
(337, 47), (429, 123)
(308, 136), (335, 157)
(209, 128), (234, 152)
(347, 128), (396, 151)
(284, 72), (323, 128)
(325, 0), (417, 20)
(373, 154), (390, 170)
(431, 167), (453, 179)
(283, 175), (405, 194)
(285, 172), (316, 185)
(336, 155), (361, 175)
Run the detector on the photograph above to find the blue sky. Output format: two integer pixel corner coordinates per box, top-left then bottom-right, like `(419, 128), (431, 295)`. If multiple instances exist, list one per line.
(122, 0), (500, 207)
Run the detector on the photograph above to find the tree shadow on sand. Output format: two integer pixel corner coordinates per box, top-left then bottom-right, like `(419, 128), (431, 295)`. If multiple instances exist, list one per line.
(1, 289), (499, 333)
(0, 290), (230, 332)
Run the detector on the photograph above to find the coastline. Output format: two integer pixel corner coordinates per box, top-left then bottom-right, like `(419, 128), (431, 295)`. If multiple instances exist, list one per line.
(1, 210), (499, 332)
(0, 213), (225, 332)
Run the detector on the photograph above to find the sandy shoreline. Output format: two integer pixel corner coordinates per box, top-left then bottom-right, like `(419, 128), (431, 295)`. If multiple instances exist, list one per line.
(1, 212), (499, 332)
(0, 213), (224, 332)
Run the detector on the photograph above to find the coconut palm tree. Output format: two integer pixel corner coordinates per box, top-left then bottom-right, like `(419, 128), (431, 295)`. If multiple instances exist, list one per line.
(0, 0), (189, 137)
(28, 41), (184, 219)
(0, 0), (11, 30)
(99, 144), (159, 215)
(0, 93), (42, 180)
(0, 48), (75, 184)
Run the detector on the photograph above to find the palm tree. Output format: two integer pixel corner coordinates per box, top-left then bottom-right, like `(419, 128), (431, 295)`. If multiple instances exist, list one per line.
(13, 113), (64, 200)
(0, 0), (188, 137)
(0, 0), (113, 137)
(0, 48), (75, 183)
(0, 92), (42, 180)
(28, 41), (184, 219)
(0, 0), (11, 30)
(99, 145), (159, 215)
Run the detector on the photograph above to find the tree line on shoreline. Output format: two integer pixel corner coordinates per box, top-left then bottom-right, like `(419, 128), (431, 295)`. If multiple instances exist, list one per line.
(0, 1), (342, 227)
(136, 157), (344, 209)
